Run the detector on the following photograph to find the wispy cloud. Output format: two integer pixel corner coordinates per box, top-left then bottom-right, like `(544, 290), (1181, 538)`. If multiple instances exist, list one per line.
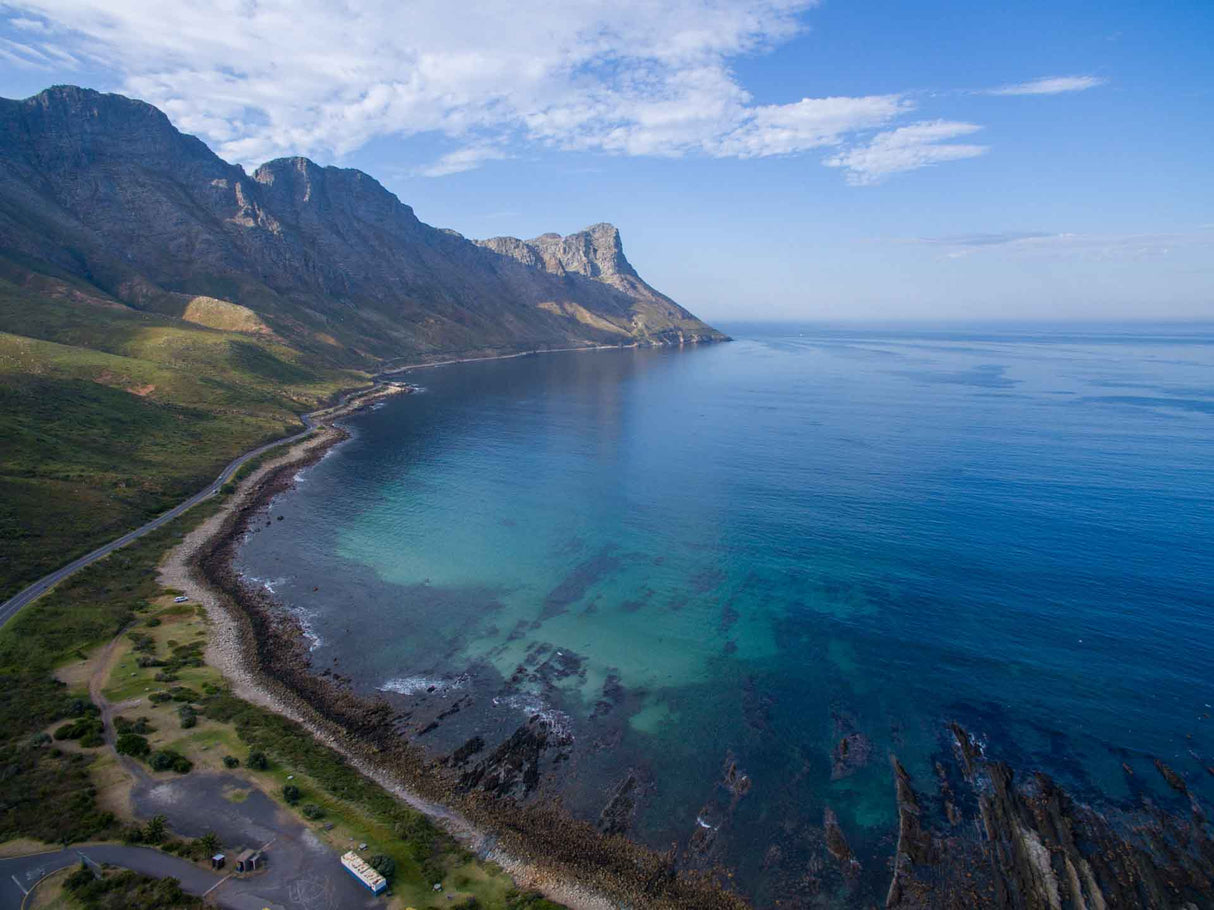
(415, 145), (509, 178)
(985, 75), (1106, 96)
(824, 120), (988, 185)
(909, 229), (1214, 261)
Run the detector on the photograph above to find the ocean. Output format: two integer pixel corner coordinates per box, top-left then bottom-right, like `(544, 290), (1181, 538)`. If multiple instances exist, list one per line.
(235, 324), (1214, 903)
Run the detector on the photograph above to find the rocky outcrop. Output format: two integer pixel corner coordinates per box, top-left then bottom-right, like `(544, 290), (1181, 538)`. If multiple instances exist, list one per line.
(0, 85), (726, 367)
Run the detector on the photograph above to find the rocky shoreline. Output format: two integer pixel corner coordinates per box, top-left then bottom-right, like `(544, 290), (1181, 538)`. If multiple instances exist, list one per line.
(165, 383), (1214, 910)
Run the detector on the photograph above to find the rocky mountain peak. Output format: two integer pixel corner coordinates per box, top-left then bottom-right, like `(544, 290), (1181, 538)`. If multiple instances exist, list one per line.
(479, 222), (638, 284)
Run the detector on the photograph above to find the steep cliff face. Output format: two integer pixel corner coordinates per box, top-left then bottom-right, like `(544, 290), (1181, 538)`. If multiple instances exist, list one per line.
(0, 86), (725, 366)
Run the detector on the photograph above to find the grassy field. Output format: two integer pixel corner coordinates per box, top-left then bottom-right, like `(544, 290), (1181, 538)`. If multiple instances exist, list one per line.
(0, 260), (367, 599)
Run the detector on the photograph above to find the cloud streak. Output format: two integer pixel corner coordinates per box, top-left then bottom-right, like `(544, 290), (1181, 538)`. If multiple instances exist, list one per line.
(986, 75), (1106, 96)
(910, 229), (1214, 261)
(824, 120), (988, 185)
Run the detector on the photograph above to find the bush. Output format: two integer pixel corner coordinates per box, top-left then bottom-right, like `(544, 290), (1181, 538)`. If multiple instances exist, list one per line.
(144, 616), (162, 627)
(369, 854), (395, 881)
(148, 750), (192, 773)
(144, 814), (167, 844)
(282, 783), (301, 805)
(222, 755), (240, 768)
(115, 733), (150, 756)
(79, 731), (104, 748)
(115, 716), (154, 735)
(178, 705), (197, 729)
(54, 716), (103, 741)
(148, 691), (172, 704)
(247, 750), (269, 771)
(302, 803), (324, 819)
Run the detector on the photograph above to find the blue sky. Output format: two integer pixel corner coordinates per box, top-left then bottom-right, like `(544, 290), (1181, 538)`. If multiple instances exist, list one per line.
(1, 0), (1211, 321)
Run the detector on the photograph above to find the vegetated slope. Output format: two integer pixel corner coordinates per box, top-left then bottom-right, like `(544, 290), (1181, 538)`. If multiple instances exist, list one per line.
(0, 85), (725, 369)
(0, 257), (360, 600)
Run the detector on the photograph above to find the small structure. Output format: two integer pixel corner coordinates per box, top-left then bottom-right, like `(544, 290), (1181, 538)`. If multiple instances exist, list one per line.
(235, 849), (262, 873)
(340, 852), (387, 895)
(210, 853), (225, 870)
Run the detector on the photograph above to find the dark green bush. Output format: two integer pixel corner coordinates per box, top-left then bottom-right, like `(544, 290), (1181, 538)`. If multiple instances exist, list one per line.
(115, 733), (150, 756)
(247, 750), (269, 770)
(282, 783), (301, 804)
(302, 803), (324, 820)
(222, 755), (239, 768)
(148, 749), (192, 773)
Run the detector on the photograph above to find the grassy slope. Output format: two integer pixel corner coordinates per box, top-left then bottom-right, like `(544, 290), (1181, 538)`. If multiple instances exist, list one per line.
(0, 266), (366, 599)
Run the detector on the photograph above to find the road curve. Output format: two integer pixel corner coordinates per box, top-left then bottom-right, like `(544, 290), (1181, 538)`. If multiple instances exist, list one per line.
(1, 845), (224, 910)
(0, 397), (340, 630)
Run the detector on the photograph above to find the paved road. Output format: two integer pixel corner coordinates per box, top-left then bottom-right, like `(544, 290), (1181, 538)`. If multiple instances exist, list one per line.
(0, 410), (325, 630)
(1, 844), (223, 909)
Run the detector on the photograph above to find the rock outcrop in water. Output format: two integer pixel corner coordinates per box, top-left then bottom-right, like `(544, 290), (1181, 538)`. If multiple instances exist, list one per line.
(0, 85), (726, 367)
(878, 724), (1214, 910)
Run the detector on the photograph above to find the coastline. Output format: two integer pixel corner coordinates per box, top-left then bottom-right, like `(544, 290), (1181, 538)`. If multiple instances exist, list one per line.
(160, 346), (1214, 910)
(159, 381), (747, 910)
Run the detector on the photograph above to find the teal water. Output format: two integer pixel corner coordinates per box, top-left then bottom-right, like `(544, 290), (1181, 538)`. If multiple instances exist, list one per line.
(237, 325), (1214, 902)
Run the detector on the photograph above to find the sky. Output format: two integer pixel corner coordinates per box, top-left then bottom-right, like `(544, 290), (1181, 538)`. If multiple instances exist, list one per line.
(1, 0), (1212, 322)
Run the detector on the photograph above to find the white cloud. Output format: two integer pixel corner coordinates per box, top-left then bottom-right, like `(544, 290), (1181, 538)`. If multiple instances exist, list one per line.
(986, 75), (1106, 96)
(1, 1), (1073, 184)
(824, 120), (988, 185)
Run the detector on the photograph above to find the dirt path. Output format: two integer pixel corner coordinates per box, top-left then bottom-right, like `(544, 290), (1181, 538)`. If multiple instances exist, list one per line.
(88, 628), (151, 787)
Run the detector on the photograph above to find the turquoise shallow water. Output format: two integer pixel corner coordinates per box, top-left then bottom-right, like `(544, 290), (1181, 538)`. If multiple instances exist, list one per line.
(237, 325), (1214, 902)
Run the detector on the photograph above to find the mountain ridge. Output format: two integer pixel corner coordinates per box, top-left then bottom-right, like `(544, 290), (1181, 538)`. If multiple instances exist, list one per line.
(0, 85), (726, 367)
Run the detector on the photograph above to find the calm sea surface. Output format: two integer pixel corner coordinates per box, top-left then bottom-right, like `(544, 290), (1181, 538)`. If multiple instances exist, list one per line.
(237, 324), (1214, 901)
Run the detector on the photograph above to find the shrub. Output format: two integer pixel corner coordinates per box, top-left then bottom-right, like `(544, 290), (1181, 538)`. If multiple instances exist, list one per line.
(302, 803), (324, 820)
(368, 854), (395, 881)
(54, 717), (103, 741)
(144, 814), (167, 844)
(144, 617), (162, 627)
(148, 691), (172, 704)
(178, 705), (197, 729)
(153, 670), (178, 683)
(116, 733), (150, 757)
(115, 716), (154, 735)
(222, 755), (239, 769)
(247, 750), (269, 770)
(282, 783), (301, 805)
(149, 750), (192, 773)
(79, 731), (104, 748)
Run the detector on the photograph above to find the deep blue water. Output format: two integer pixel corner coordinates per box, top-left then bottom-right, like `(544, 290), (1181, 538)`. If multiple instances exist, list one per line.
(237, 324), (1214, 901)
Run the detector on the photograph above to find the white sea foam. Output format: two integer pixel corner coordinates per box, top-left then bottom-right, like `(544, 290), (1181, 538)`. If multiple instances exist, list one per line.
(492, 693), (573, 739)
(380, 674), (467, 696)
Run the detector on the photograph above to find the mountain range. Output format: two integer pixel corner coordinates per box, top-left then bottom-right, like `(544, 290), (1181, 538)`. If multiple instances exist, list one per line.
(0, 85), (724, 367)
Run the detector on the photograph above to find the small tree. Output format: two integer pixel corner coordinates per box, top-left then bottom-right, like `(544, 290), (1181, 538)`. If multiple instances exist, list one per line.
(302, 803), (324, 820)
(222, 755), (240, 768)
(198, 831), (220, 855)
(282, 783), (301, 805)
(247, 750), (269, 770)
(144, 814), (168, 844)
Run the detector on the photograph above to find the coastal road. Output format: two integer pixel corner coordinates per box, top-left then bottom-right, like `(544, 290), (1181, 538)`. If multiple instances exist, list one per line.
(1, 845), (223, 910)
(0, 408), (326, 631)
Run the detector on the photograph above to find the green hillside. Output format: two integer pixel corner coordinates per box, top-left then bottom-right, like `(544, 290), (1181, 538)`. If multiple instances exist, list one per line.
(0, 260), (365, 599)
